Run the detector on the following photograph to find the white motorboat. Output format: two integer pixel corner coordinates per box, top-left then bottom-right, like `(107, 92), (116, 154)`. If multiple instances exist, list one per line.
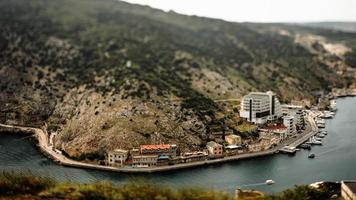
(309, 137), (322, 145)
(266, 180), (275, 185)
(317, 123), (325, 128)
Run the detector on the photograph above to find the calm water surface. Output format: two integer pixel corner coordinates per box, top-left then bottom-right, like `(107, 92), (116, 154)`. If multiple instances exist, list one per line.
(1, 97), (356, 194)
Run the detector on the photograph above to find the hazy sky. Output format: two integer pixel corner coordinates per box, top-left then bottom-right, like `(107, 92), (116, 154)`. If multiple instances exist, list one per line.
(123, 0), (356, 23)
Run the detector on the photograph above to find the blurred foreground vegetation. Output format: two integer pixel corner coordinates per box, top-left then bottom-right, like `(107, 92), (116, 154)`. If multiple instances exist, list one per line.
(0, 172), (339, 200)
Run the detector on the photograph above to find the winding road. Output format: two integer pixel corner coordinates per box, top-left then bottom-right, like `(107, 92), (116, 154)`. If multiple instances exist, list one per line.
(0, 114), (317, 173)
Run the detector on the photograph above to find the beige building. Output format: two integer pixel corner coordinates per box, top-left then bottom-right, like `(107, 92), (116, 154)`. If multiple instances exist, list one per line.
(342, 181), (356, 200)
(132, 155), (158, 167)
(225, 134), (242, 145)
(107, 149), (128, 167)
(206, 141), (223, 158)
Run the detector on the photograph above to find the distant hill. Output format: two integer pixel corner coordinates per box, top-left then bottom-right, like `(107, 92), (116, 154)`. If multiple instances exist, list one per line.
(301, 22), (356, 33)
(0, 0), (355, 159)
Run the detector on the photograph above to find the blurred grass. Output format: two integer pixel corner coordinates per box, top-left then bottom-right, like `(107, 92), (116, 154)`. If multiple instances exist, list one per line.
(0, 172), (336, 200)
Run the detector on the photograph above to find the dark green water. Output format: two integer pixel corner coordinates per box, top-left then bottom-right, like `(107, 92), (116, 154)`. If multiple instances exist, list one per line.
(1, 97), (356, 194)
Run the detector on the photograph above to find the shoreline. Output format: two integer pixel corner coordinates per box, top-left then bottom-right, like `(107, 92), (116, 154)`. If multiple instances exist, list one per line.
(0, 113), (318, 173)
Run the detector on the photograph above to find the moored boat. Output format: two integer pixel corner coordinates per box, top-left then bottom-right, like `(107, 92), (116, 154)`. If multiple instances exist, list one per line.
(299, 144), (311, 150)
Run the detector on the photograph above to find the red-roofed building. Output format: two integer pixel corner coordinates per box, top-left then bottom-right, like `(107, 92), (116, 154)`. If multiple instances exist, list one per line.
(140, 144), (177, 157)
(260, 123), (288, 142)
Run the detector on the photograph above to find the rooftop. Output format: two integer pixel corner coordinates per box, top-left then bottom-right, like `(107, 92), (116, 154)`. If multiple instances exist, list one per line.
(281, 104), (303, 109)
(225, 134), (241, 139)
(133, 154), (158, 158)
(225, 145), (242, 149)
(263, 123), (287, 130)
(110, 149), (128, 154)
(243, 91), (275, 100)
(140, 144), (174, 151)
(343, 181), (356, 194)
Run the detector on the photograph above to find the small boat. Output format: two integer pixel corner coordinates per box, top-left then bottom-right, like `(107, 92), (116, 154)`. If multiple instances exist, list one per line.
(321, 111), (333, 119)
(299, 144), (311, 150)
(308, 153), (315, 158)
(312, 141), (322, 145)
(319, 130), (327, 135)
(266, 180), (275, 185)
(317, 124), (325, 128)
(317, 134), (325, 138)
(309, 137), (322, 145)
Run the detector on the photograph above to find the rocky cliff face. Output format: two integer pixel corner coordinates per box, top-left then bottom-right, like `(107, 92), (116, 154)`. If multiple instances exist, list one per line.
(0, 0), (355, 159)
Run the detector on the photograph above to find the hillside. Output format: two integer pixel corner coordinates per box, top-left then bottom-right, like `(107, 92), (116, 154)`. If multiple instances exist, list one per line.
(0, 0), (355, 159)
(301, 22), (356, 33)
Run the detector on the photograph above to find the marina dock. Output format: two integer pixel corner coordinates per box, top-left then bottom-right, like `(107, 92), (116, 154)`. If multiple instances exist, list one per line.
(279, 115), (319, 154)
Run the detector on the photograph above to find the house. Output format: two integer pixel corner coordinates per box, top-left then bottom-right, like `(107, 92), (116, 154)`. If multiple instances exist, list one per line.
(206, 141), (223, 158)
(181, 152), (208, 163)
(260, 124), (287, 142)
(140, 144), (177, 157)
(107, 149), (128, 167)
(341, 181), (356, 200)
(225, 134), (242, 145)
(224, 145), (243, 156)
(132, 155), (158, 167)
(240, 91), (282, 124)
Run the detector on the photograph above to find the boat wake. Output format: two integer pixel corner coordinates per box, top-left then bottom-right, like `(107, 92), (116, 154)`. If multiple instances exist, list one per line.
(316, 146), (341, 157)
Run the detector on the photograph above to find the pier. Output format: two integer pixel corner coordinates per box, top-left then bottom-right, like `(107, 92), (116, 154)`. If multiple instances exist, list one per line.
(279, 115), (319, 154)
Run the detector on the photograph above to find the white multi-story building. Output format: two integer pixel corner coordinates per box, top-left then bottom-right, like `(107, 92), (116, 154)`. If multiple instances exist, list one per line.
(281, 104), (305, 127)
(283, 115), (296, 136)
(107, 149), (128, 167)
(240, 91), (282, 124)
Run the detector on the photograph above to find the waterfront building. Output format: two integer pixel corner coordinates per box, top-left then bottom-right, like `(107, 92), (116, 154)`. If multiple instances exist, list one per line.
(281, 104), (305, 127)
(130, 148), (140, 156)
(132, 155), (158, 167)
(260, 124), (288, 142)
(225, 145), (243, 156)
(206, 141), (223, 158)
(225, 134), (242, 145)
(283, 115), (296, 136)
(107, 149), (128, 167)
(273, 128), (288, 142)
(140, 144), (177, 157)
(240, 91), (282, 124)
(181, 152), (208, 163)
(341, 181), (356, 200)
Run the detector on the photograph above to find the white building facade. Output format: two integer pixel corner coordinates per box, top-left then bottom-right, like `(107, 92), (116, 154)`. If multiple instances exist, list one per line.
(107, 149), (128, 167)
(283, 116), (296, 136)
(240, 91), (282, 124)
(281, 104), (305, 127)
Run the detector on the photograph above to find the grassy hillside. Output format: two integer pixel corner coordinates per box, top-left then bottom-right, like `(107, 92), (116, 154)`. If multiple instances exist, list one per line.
(0, 0), (355, 158)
